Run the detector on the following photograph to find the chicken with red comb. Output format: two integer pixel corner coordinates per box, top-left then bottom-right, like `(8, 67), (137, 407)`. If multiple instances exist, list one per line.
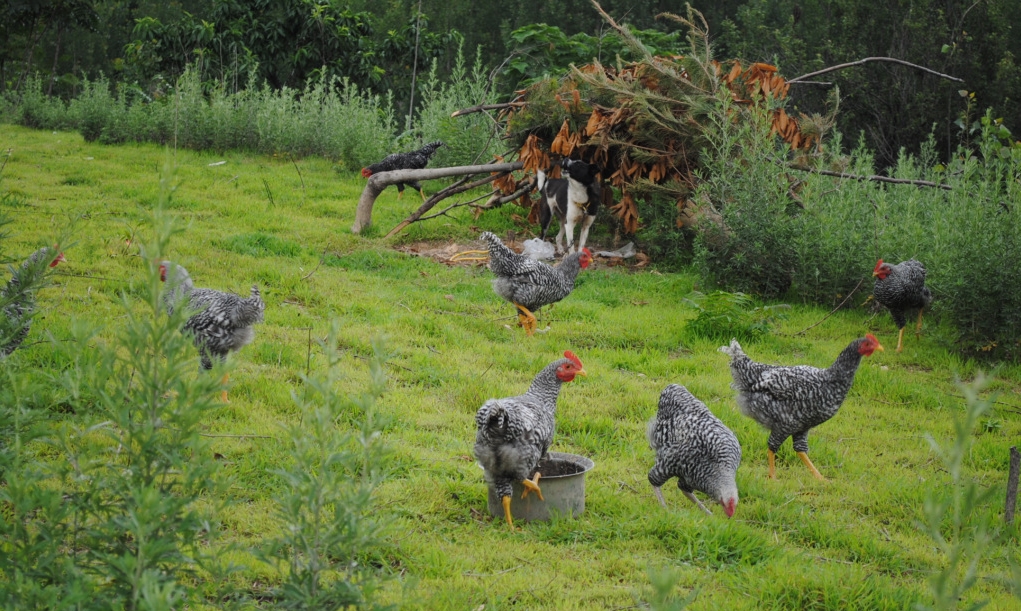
(720, 334), (883, 480)
(474, 351), (587, 528)
(872, 259), (932, 352)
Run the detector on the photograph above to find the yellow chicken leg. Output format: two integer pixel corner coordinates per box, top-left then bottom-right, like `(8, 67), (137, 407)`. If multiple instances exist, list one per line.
(521, 472), (544, 501)
(220, 373), (230, 403)
(896, 327), (905, 353)
(514, 303), (538, 336)
(767, 449), (777, 479)
(501, 496), (514, 528)
(797, 451), (826, 481)
(916, 308), (925, 337)
(418, 187), (427, 202)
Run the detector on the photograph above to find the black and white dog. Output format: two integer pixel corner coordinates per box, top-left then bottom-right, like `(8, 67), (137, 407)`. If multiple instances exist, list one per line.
(537, 158), (601, 255)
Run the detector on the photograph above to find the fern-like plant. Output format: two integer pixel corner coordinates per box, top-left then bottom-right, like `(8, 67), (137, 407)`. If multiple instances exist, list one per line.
(684, 290), (788, 341)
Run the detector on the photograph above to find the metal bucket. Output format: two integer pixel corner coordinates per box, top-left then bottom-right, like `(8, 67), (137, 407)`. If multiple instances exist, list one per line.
(486, 452), (595, 522)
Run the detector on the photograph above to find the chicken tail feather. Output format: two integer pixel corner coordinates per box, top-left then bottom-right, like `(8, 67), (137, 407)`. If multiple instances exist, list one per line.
(718, 338), (744, 359)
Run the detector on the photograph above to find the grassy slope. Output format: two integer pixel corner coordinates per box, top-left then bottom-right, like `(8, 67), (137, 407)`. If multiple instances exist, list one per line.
(3, 124), (1020, 610)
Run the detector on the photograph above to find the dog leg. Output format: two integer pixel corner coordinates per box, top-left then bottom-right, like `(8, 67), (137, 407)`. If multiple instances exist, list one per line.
(577, 213), (596, 253)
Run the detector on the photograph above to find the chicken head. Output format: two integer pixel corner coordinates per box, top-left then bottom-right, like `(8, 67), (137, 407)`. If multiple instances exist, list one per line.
(859, 333), (884, 356)
(556, 350), (588, 382)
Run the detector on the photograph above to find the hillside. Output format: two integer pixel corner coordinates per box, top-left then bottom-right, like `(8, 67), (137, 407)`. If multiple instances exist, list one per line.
(2, 124), (1020, 609)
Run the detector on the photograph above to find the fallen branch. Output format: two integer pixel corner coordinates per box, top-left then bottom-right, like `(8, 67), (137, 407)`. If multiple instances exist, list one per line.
(385, 171), (515, 238)
(450, 102), (525, 117)
(787, 165), (954, 191)
(788, 57), (964, 84)
(352, 162), (523, 233)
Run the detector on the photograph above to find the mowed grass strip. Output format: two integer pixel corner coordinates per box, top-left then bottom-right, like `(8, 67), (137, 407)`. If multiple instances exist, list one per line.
(3, 124), (1020, 610)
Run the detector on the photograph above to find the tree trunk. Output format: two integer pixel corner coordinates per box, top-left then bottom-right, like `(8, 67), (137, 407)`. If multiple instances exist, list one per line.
(351, 162), (523, 234)
(47, 25), (63, 97)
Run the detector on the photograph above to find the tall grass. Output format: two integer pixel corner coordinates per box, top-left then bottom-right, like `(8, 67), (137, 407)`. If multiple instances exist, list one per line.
(6, 69), (400, 170)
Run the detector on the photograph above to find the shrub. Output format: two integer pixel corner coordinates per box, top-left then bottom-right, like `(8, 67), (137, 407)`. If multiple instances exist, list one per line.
(260, 325), (392, 609)
(684, 290), (788, 341)
(693, 99), (799, 297)
(415, 44), (502, 167)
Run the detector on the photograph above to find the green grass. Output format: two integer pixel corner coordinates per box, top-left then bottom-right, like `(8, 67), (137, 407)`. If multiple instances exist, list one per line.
(3, 123), (1021, 609)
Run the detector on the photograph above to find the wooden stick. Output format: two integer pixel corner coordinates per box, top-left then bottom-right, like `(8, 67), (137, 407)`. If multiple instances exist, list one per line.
(352, 162), (523, 233)
(1007, 446), (1020, 524)
(782, 276), (867, 336)
(450, 102), (525, 117)
(788, 57), (964, 84)
(787, 164), (954, 191)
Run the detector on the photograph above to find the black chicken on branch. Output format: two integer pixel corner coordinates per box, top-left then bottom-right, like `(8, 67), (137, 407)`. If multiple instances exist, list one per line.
(360, 141), (444, 200)
(160, 262), (265, 402)
(0, 246), (64, 357)
(474, 351), (587, 528)
(647, 384), (741, 517)
(480, 231), (591, 336)
(720, 335), (883, 480)
(872, 259), (932, 352)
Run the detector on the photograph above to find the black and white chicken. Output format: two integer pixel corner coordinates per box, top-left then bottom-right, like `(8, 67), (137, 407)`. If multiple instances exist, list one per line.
(872, 259), (932, 352)
(719, 335), (883, 480)
(480, 231), (591, 336)
(1, 246), (64, 357)
(647, 384), (741, 517)
(360, 141), (444, 200)
(160, 262), (264, 402)
(474, 351), (587, 528)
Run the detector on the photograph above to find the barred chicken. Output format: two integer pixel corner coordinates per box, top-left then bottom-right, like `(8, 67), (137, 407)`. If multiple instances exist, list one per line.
(480, 231), (592, 336)
(1, 246), (64, 357)
(719, 335), (883, 480)
(872, 259), (932, 352)
(360, 141), (444, 200)
(647, 384), (741, 517)
(160, 262), (265, 402)
(474, 351), (587, 528)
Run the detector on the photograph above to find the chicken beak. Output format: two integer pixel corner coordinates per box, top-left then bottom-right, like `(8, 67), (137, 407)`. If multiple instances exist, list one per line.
(875, 343), (885, 352)
(576, 367), (588, 378)
(871, 271), (879, 277)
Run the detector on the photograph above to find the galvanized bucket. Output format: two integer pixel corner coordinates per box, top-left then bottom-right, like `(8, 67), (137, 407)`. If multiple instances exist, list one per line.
(486, 452), (595, 522)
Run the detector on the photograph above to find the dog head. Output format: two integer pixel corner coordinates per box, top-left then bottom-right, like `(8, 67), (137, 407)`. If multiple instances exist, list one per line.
(560, 158), (600, 186)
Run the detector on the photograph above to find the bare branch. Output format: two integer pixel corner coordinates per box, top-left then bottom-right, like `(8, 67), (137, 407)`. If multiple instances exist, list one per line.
(787, 164), (954, 191)
(451, 102), (525, 117)
(788, 57), (964, 84)
(351, 161), (523, 233)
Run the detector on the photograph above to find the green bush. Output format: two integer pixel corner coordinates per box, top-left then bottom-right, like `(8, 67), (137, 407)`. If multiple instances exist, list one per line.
(693, 99), (798, 297)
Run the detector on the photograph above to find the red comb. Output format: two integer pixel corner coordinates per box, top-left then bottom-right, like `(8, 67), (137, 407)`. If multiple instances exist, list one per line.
(865, 333), (878, 343)
(564, 350), (583, 368)
(873, 259), (884, 273)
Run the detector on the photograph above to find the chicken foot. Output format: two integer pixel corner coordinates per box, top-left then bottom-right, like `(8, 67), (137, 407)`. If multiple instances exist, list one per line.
(797, 451), (826, 481)
(683, 490), (714, 516)
(520, 472), (544, 501)
(916, 308), (925, 337)
(501, 496), (514, 528)
(220, 373), (230, 403)
(514, 303), (538, 336)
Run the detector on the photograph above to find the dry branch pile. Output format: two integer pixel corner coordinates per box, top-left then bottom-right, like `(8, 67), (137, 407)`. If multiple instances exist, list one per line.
(492, 6), (815, 234)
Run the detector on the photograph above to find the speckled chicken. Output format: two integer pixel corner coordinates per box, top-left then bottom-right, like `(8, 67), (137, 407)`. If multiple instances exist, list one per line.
(872, 259), (932, 352)
(1, 246), (64, 357)
(719, 335), (883, 480)
(160, 262), (264, 402)
(360, 141), (444, 200)
(474, 351), (587, 528)
(647, 384), (741, 517)
(480, 231), (591, 335)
